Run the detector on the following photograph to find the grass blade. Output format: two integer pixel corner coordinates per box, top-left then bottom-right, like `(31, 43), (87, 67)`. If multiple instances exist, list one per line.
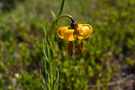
(58, 0), (65, 16)
(51, 10), (56, 20)
(43, 44), (49, 61)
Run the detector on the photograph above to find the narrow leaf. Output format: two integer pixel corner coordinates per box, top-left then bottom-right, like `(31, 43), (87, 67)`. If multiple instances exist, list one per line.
(51, 10), (56, 20)
(55, 70), (59, 85)
(50, 47), (54, 61)
(46, 45), (50, 60)
(51, 35), (55, 50)
(58, 0), (65, 16)
(43, 23), (47, 38)
(47, 36), (51, 46)
(52, 60), (57, 76)
(43, 44), (49, 61)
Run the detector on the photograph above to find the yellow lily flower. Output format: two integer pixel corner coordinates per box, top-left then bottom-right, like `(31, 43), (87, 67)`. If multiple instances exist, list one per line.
(57, 24), (93, 41)
(57, 24), (93, 56)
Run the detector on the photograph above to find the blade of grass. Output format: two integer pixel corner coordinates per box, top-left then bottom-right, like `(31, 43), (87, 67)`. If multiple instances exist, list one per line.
(43, 44), (49, 62)
(51, 10), (56, 20)
(58, 0), (65, 16)
(43, 22), (48, 38)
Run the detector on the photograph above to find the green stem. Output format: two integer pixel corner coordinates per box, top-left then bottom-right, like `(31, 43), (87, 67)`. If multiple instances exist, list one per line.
(55, 14), (75, 24)
(49, 14), (75, 39)
(52, 14), (75, 31)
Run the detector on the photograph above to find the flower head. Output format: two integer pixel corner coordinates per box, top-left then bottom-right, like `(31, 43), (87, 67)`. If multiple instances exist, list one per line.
(57, 24), (93, 41)
(57, 22), (93, 56)
(55, 15), (93, 56)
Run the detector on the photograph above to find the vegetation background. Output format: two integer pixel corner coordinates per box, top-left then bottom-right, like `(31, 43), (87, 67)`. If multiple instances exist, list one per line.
(0, 0), (135, 90)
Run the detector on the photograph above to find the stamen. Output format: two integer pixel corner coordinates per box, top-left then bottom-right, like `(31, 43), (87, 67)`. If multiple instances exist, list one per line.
(70, 41), (73, 56)
(81, 42), (83, 53)
(77, 43), (80, 56)
(68, 42), (70, 54)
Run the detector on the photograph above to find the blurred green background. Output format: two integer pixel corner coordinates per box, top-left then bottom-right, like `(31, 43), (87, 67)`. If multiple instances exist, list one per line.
(0, 0), (135, 90)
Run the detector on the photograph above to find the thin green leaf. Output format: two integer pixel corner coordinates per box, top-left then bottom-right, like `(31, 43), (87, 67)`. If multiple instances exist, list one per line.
(50, 47), (54, 61)
(41, 84), (46, 90)
(42, 80), (47, 90)
(54, 70), (59, 90)
(56, 70), (59, 84)
(59, 83), (63, 90)
(51, 10), (56, 20)
(51, 35), (55, 50)
(45, 70), (49, 78)
(46, 36), (51, 46)
(46, 45), (50, 61)
(43, 23), (47, 38)
(54, 82), (58, 90)
(52, 60), (57, 76)
(42, 79), (46, 86)
(58, 0), (65, 16)
(49, 20), (57, 38)
(43, 44), (49, 62)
